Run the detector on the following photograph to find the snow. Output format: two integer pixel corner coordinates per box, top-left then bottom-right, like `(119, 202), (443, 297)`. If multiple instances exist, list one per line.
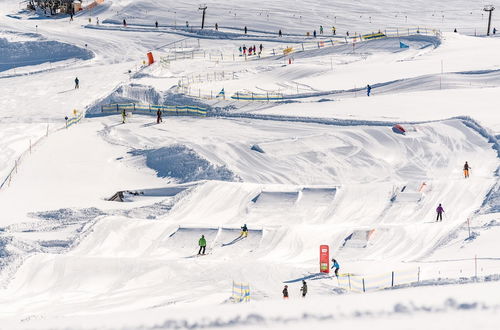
(0, 0), (499, 329)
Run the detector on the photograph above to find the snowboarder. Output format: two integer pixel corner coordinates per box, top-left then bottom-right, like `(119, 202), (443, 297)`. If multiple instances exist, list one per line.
(282, 285), (289, 299)
(198, 235), (207, 255)
(300, 280), (307, 297)
(155, 21), (158, 28)
(331, 258), (340, 276)
(74, 77), (79, 89)
(123, 19), (127, 27)
(320, 25), (324, 34)
(244, 26), (247, 34)
(240, 224), (248, 237)
(463, 161), (471, 178)
(367, 84), (372, 96)
(313, 29), (317, 38)
(156, 109), (162, 124)
(436, 203), (444, 222)
(215, 23), (218, 31)
(278, 29), (282, 37)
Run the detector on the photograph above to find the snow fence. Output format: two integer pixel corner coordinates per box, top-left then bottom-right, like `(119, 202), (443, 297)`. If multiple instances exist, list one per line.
(100, 103), (207, 116)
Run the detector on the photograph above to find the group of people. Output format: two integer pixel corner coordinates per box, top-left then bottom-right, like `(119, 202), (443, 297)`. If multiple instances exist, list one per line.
(435, 162), (471, 222)
(197, 224), (249, 255)
(282, 259), (339, 299)
(239, 44), (263, 56)
(282, 280), (307, 298)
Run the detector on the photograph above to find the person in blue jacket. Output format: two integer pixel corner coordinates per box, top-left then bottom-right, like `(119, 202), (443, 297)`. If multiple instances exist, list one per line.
(367, 84), (372, 96)
(331, 258), (340, 276)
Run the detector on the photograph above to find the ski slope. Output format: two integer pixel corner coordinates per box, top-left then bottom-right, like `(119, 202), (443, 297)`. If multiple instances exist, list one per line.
(0, 0), (499, 329)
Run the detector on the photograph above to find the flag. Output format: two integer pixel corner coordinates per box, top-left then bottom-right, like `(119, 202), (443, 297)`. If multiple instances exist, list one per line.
(216, 88), (225, 99)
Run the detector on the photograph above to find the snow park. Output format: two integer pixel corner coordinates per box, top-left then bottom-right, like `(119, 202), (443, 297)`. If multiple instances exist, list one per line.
(0, 0), (500, 328)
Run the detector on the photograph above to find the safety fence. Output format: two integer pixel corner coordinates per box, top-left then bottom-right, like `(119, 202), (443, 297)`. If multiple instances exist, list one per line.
(230, 281), (251, 303)
(160, 26), (440, 66)
(0, 111), (84, 191)
(169, 26), (440, 102)
(337, 268), (419, 293)
(100, 103), (208, 116)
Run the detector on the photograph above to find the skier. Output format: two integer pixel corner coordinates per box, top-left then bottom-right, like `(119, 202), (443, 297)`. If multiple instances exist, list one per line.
(320, 25), (324, 34)
(331, 258), (340, 276)
(282, 285), (289, 299)
(123, 19), (127, 27)
(493, 27), (497, 35)
(253, 45), (257, 55)
(278, 29), (282, 37)
(215, 23), (218, 31)
(121, 109), (126, 124)
(96, 17), (99, 25)
(313, 29), (317, 38)
(463, 161), (471, 178)
(186, 21), (189, 28)
(239, 46), (242, 55)
(156, 109), (162, 124)
(332, 26), (336, 35)
(346, 31), (349, 36)
(244, 26), (248, 34)
(74, 77), (79, 89)
(436, 203), (445, 222)
(367, 84), (372, 96)
(243, 45), (247, 55)
(300, 280), (307, 297)
(248, 47), (252, 56)
(155, 21), (158, 28)
(198, 235), (207, 255)
(259, 44), (263, 54)
(240, 224), (248, 237)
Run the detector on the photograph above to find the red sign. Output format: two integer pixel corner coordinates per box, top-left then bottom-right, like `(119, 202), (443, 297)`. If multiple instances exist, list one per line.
(319, 245), (329, 273)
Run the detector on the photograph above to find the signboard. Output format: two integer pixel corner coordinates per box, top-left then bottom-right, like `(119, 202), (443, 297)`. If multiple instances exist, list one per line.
(320, 245), (329, 273)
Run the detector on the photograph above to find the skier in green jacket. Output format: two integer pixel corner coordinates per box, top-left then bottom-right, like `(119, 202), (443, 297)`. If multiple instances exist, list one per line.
(198, 235), (207, 255)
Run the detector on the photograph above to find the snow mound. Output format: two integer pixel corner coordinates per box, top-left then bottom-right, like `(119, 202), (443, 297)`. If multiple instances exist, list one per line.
(0, 36), (93, 72)
(129, 145), (238, 183)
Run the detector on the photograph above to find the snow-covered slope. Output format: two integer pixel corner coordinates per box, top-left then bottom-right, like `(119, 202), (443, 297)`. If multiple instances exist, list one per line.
(0, 0), (499, 329)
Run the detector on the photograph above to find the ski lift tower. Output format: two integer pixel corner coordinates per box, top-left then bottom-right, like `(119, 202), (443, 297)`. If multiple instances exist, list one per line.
(199, 4), (207, 29)
(484, 5), (495, 36)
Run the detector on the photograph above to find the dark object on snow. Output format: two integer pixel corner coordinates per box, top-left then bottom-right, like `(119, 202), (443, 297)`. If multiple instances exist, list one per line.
(251, 144), (265, 153)
(108, 191), (124, 202)
(300, 280), (307, 297)
(283, 285), (289, 298)
(392, 124), (406, 135)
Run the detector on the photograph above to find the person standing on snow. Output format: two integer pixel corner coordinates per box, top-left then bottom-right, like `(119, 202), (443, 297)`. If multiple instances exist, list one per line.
(367, 84), (372, 96)
(244, 26), (248, 34)
(155, 21), (158, 28)
(282, 285), (289, 299)
(74, 77), (79, 89)
(215, 23), (218, 31)
(198, 235), (207, 255)
(463, 161), (471, 178)
(300, 280), (307, 297)
(123, 19), (127, 27)
(121, 109), (126, 124)
(331, 258), (340, 276)
(320, 25), (324, 34)
(313, 29), (317, 38)
(156, 109), (162, 124)
(259, 44), (263, 54)
(436, 203), (445, 222)
(278, 29), (282, 37)
(240, 224), (248, 237)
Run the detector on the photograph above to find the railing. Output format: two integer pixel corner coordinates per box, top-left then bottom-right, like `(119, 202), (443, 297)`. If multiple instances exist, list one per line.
(0, 111), (84, 191)
(100, 103), (208, 116)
